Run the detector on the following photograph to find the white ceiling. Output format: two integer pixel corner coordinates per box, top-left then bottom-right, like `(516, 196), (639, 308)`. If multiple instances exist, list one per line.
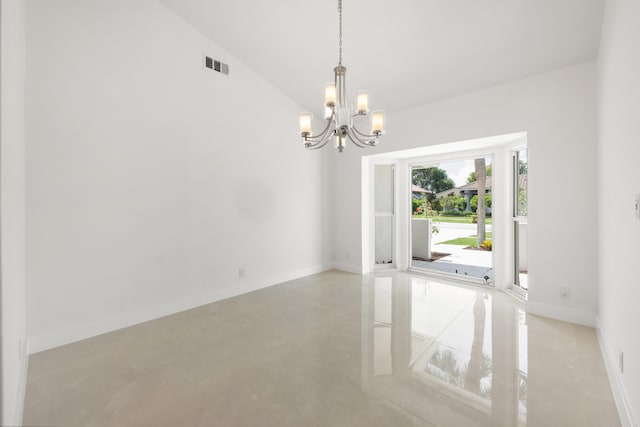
(159, 0), (605, 115)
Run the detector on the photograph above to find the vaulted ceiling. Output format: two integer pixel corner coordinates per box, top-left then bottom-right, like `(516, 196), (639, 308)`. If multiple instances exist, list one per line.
(159, 0), (605, 115)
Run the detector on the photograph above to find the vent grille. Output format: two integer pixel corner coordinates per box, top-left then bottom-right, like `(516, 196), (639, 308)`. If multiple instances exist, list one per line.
(204, 56), (229, 75)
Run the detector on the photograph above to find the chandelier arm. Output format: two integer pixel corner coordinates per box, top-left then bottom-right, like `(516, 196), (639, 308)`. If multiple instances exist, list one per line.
(305, 125), (336, 149)
(308, 141), (331, 150)
(302, 111), (336, 141)
(348, 128), (378, 146)
(346, 131), (375, 148)
(351, 121), (380, 139)
(303, 126), (332, 141)
(306, 134), (333, 150)
(350, 130), (377, 146)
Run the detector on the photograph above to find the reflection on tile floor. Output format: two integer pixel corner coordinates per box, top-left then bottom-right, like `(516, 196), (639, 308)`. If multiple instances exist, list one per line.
(24, 270), (620, 426)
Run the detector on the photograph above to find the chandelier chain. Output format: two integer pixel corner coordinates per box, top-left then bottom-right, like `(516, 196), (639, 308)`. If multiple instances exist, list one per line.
(338, 0), (343, 66)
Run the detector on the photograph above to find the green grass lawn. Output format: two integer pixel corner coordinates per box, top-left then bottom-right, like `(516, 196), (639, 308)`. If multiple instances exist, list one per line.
(440, 232), (492, 246)
(411, 215), (493, 225)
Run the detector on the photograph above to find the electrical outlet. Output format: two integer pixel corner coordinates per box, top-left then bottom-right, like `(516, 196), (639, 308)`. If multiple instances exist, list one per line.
(238, 268), (245, 279)
(620, 351), (624, 374)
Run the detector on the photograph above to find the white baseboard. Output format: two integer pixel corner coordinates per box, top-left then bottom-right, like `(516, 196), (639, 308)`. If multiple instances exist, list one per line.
(28, 264), (332, 354)
(332, 261), (363, 275)
(525, 300), (596, 327)
(596, 318), (638, 427)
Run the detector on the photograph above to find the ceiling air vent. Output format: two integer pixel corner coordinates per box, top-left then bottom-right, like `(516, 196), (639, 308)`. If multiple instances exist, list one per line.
(204, 55), (229, 75)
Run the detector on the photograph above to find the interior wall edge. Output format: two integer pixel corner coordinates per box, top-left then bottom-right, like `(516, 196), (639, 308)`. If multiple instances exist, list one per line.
(331, 261), (364, 275)
(12, 350), (28, 427)
(525, 300), (596, 327)
(596, 317), (638, 427)
(28, 263), (332, 355)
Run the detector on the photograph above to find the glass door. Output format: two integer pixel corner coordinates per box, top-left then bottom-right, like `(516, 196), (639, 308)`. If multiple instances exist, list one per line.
(513, 148), (528, 290)
(374, 165), (395, 267)
(410, 158), (493, 284)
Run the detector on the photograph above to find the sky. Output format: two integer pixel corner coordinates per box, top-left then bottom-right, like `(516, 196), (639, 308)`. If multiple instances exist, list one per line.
(435, 156), (492, 187)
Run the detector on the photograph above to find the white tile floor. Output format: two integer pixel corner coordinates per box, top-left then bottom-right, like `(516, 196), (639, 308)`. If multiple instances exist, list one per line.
(24, 270), (620, 426)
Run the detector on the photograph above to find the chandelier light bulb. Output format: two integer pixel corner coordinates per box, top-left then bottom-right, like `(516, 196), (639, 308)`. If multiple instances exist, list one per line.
(357, 91), (369, 113)
(324, 83), (336, 107)
(299, 113), (312, 135)
(371, 111), (385, 134)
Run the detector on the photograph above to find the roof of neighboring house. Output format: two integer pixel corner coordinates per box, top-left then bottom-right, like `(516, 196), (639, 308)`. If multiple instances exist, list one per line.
(412, 184), (432, 194)
(436, 175), (527, 198)
(435, 187), (457, 198)
(458, 177), (493, 192)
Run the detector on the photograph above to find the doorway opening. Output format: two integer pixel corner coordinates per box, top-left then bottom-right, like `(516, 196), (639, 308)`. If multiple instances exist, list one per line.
(363, 131), (528, 292)
(410, 157), (493, 284)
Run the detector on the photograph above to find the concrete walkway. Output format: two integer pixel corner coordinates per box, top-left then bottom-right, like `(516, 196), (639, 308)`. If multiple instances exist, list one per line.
(413, 221), (493, 280)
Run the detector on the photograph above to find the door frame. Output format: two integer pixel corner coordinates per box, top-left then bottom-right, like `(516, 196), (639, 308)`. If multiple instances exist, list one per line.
(405, 150), (497, 285)
(510, 144), (529, 297)
(362, 132), (528, 290)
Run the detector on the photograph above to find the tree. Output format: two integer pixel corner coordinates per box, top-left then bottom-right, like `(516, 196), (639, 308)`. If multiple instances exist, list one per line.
(517, 159), (527, 215)
(441, 193), (466, 213)
(475, 158), (487, 246)
(518, 160), (527, 175)
(413, 167), (455, 194)
(430, 198), (443, 212)
(467, 164), (492, 183)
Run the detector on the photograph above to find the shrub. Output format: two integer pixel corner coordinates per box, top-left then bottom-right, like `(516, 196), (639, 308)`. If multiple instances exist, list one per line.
(412, 197), (423, 215)
(480, 240), (492, 251)
(441, 194), (467, 214)
(441, 211), (464, 216)
(471, 214), (478, 223)
(470, 194), (492, 213)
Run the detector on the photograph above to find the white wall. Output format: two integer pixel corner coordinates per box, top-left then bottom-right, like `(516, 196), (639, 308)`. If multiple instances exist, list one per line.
(26, 0), (332, 352)
(332, 62), (599, 325)
(0, 0), (28, 424)
(597, 0), (640, 424)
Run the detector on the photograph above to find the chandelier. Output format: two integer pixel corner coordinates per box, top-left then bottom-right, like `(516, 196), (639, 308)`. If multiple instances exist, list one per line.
(298, 0), (385, 153)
